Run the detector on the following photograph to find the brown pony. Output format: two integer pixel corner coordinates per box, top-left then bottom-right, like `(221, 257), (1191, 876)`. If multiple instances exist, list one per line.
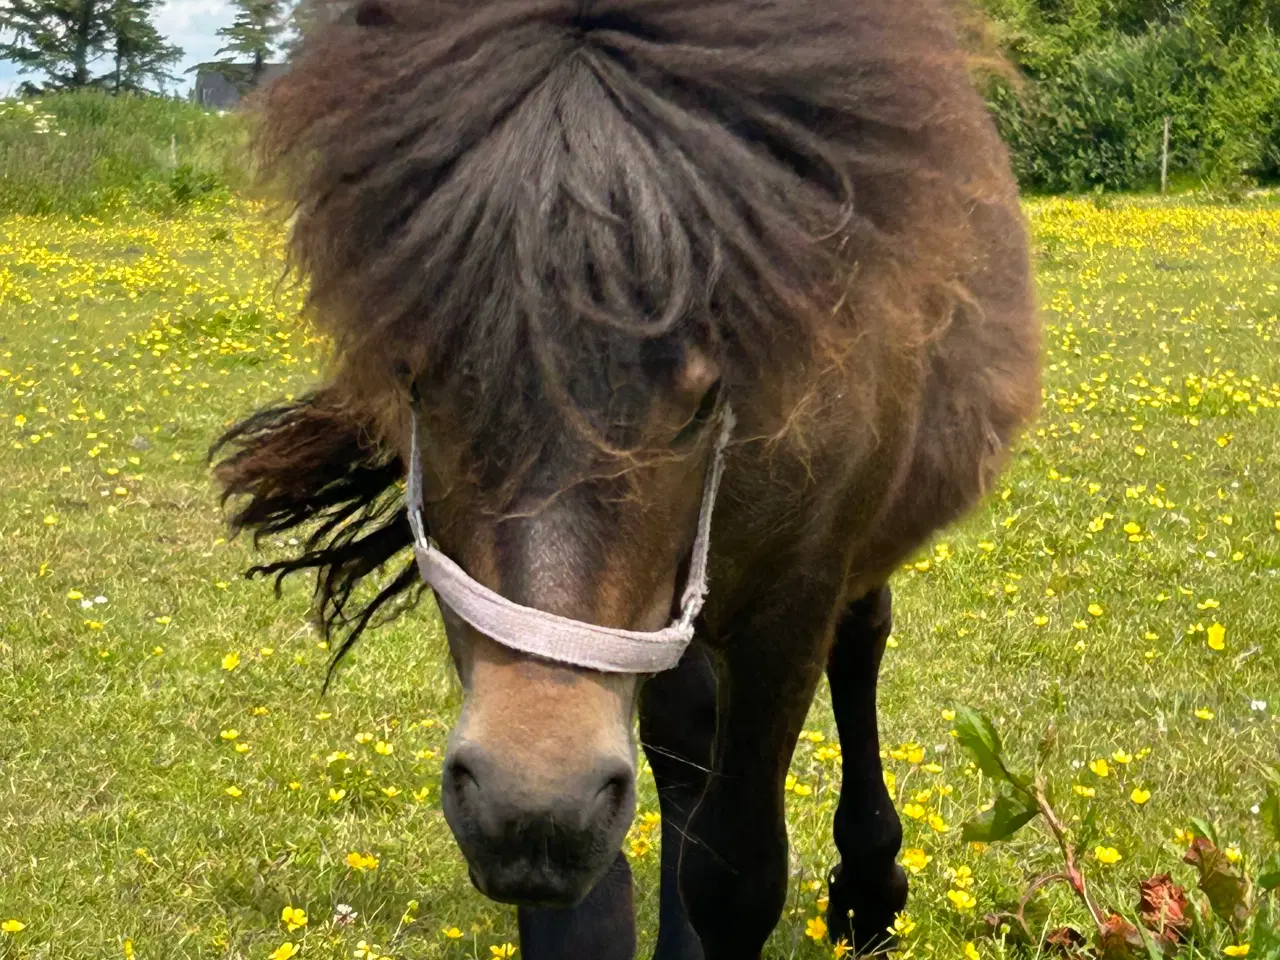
(213, 0), (1040, 956)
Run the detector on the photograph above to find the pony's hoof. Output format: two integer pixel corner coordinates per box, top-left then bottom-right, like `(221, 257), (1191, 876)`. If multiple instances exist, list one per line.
(825, 860), (909, 954)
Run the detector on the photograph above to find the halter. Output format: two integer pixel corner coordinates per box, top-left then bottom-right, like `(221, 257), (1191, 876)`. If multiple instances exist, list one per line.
(405, 406), (735, 674)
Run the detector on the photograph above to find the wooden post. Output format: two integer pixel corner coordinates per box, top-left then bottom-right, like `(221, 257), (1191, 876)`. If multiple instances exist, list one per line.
(1161, 116), (1170, 194)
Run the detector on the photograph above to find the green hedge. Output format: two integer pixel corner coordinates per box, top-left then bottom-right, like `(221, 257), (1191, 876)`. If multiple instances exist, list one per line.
(982, 9), (1280, 192)
(0, 90), (250, 215)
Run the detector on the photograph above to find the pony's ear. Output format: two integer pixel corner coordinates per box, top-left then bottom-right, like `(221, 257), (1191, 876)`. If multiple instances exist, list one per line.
(341, 0), (395, 28)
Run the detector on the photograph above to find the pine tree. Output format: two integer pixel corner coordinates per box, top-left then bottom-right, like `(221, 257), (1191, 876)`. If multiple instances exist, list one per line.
(103, 0), (183, 93)
(214, 0), (287, 87)
(0, 0), (111, 91)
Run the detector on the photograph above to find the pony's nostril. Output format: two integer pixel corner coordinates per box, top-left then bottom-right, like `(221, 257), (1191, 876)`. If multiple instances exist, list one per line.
(590, 767), (634, 826)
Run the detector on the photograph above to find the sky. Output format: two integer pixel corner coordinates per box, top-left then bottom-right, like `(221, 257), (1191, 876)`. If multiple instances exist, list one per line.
(0, 0), (236, 96)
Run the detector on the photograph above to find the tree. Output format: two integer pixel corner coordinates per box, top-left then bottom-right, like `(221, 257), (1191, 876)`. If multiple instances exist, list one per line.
(0, 0), (180, 93)
(214, 0), (287, 86)
(0, 0), (111, 91)
(103, 0), (183, 93)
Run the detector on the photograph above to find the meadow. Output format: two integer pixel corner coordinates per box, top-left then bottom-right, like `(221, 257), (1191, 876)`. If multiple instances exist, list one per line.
(2, 187), (1279, 959)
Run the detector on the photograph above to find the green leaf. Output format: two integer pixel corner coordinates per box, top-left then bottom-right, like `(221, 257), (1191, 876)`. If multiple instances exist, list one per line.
(1261, 767), (1280, 846)
(953, 705), (1016, 785)
(1189, 816), (1219, 848)
(1257, 851), (1280, 893)
(961, 790), (1040, 843)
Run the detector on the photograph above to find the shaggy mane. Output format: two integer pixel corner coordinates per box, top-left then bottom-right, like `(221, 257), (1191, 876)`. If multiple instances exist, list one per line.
(219, 0), (1018, 668)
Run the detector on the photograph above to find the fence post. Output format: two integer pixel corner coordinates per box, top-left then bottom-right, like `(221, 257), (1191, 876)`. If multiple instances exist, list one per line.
(1161, 116), (1171, 194)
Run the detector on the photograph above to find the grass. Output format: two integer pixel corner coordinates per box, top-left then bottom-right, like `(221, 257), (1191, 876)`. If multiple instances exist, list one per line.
(0, 92), (249, 216)
(1, 193), (1278, 960)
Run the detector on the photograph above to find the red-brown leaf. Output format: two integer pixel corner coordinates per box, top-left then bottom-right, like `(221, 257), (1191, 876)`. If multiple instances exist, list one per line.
(1095, 914), (1145, 960)
(1045, 926), (1087, 956)
(1137, 873), (1191, 941)
(1183, 837), (1250, 928)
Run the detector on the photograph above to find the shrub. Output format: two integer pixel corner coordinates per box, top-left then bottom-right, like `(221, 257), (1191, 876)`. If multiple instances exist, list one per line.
(0, 89), (250, 215)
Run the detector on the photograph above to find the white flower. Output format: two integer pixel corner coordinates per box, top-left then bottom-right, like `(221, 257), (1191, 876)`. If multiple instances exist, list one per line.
(1250, 699), (1267, 712)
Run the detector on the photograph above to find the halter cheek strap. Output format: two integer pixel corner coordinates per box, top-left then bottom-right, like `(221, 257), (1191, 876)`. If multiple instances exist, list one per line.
(405, 407), (735, 674)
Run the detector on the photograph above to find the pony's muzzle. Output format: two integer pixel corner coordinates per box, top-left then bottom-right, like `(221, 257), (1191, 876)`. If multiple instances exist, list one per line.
(442, 739), (636, 906)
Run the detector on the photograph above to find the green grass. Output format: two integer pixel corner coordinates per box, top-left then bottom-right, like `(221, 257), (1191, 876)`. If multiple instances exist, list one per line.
(1, 195), (1278, 959)
(0, 91), (249, 216)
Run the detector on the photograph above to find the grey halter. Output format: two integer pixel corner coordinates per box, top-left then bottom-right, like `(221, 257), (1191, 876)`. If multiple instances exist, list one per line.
(405, 406), (735, 674)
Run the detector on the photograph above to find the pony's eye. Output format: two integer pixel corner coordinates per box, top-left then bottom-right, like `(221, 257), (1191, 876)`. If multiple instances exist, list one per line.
(672, 379), (722, 447)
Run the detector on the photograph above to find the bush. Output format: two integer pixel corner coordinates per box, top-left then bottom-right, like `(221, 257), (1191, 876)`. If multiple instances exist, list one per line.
(982, 7), (1280, 193)
(0, 90), (250, 215)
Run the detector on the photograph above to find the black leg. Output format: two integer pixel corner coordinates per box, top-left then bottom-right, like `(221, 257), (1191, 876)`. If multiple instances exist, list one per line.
(639, 642), (718, 960)
(825, 585), (908, 952)
(518, 851), (636, 960)
(675, 590), (838, 960)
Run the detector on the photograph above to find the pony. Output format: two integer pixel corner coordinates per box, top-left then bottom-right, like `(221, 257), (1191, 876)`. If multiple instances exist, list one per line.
(212, 0), (1040, 956)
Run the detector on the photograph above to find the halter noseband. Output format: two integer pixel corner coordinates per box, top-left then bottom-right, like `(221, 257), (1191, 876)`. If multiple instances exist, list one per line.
(405, 406), (735, 674)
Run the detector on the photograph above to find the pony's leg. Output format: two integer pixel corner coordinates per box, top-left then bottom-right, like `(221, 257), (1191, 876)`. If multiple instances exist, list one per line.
(825, 584), (908, 951)
(639, 643), (718, 960)
(676, 594), (835, 960)
(517, 852), (636, 959)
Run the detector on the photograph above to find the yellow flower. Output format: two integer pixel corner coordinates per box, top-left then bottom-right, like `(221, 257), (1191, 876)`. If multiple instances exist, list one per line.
(805, 916), (828, 941)
(345, 851), (379, 872)
(353, 941), (382, 960)
(901, 848), (932, 874)
(221, 651), (240, 671)
(224, 785), (242, 798)
(946, 889), (977, 911)
(892, 913), (916, 936)
(833, 938), (852, 958)
(927, 812), (950, 833)
(1130, 787), (1151, 805)
(1224, 845), (1242, 863)
(1073, 784), (1096, 798)
(1087, 603), (1104, 617)
(124, 939), (134, 959)
(354, 732), (373, 744)
(1, 920), (26, 933)
(490, 945), (517, 958)
(964, 942), (981, 960)
(1195, 707), (1215, 720)
(268, 943), (300, 960)
(328, 788), (346, 802)
(1224, 946), (1250, 957)
(441, 927), (464, 939)
(1207, 623), (1226, 651)
(381, 786), (401, 798)
(1094, 845), (1122, 864)
(1089, 758), (1110, 777)
(281, 906), (307, 932)
(374, 740), (393, 755)
(1111, 750), (1132, 764)
(220, 728), (239, 741)
(902, 803), (925, 820)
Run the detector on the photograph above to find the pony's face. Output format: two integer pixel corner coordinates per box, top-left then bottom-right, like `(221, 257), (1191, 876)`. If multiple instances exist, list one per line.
(409, 347), (722, 907)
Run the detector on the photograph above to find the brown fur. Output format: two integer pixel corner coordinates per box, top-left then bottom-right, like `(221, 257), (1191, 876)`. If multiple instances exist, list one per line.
(214, 0), (1040, 944)
(218, 0), (1038, 663)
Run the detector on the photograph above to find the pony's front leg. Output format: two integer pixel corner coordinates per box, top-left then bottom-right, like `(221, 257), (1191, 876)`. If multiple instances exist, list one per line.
(825, 585), (908, 951)
(517, 851), (636, 959)
(676, 589), (837, 960)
